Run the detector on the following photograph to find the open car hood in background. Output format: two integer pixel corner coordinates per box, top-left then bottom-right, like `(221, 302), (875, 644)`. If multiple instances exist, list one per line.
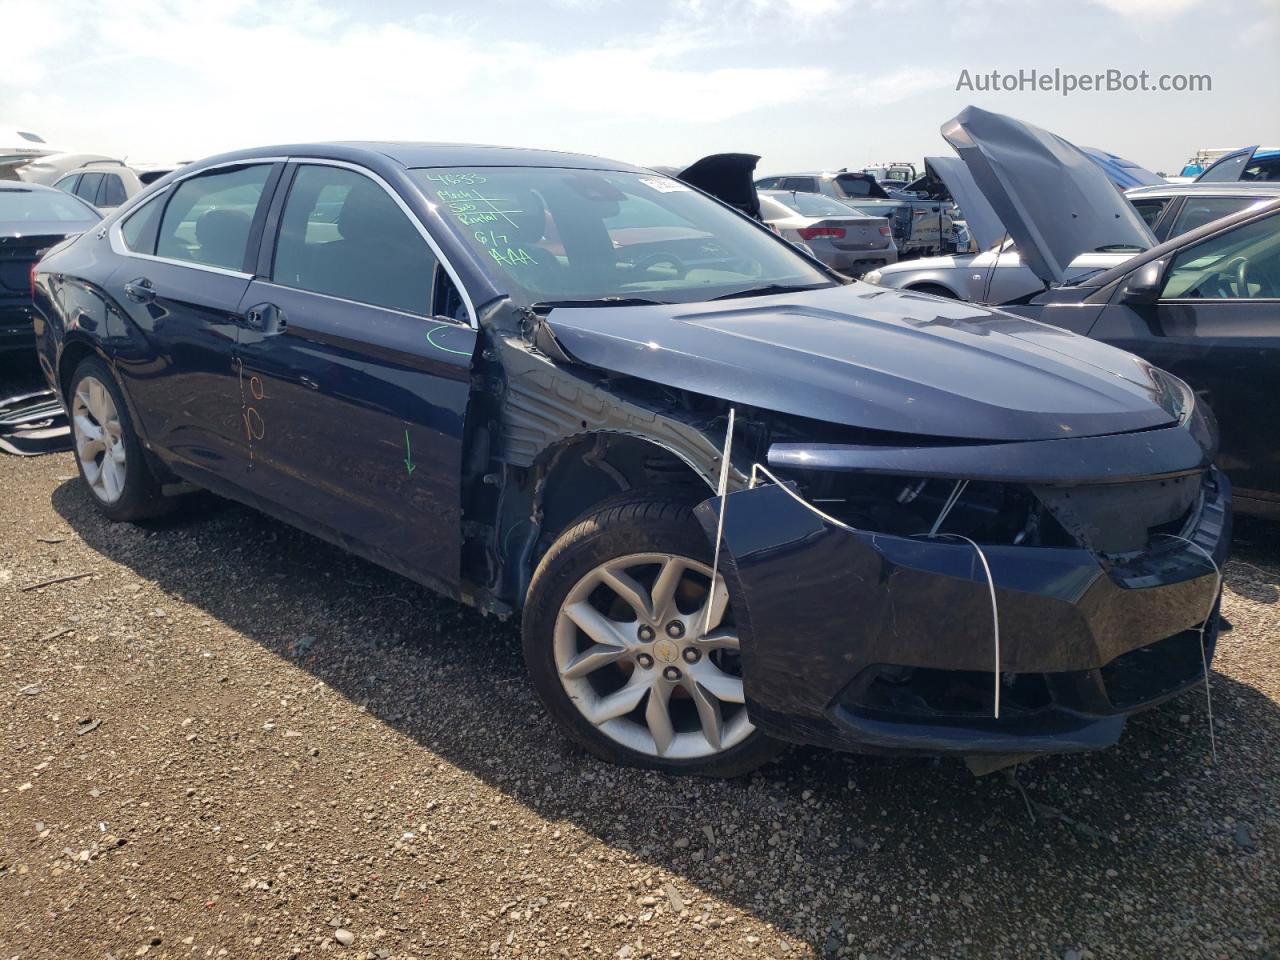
(653, 153), (762, 219)
(924, 156), (1005, 252)
(1079, 147), (1166, 189)
(941, 106), (1156, 285)
(1195, 145), (1259, 182)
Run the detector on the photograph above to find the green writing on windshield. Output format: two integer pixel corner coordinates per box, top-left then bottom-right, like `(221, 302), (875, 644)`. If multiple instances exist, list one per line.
(488, 246), (538, 267)
(437, 188), (522, 227)
(420, 171), (488, 186)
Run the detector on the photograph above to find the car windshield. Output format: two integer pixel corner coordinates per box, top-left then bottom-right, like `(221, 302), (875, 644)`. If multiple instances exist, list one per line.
(411, 167), (832, 304)
(0, 189), (99, 223)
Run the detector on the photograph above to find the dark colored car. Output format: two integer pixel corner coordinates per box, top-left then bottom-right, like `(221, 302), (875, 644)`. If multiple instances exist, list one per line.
(1, 182), (100, 355)
(34, 142), (1228, 775)
(1021, 198), (1280, 517)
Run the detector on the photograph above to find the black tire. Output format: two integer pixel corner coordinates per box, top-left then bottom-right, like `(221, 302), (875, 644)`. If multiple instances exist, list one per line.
(67, 356), (173, 522)
(908, 282), (959, 299)
(522, 489), (785, 777)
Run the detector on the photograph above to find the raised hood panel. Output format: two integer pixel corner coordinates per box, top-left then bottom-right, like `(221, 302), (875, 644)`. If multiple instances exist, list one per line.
(924, 156), (1004, 252)
(544, 284), (1182, 442)
(941, 106), (1156, 285)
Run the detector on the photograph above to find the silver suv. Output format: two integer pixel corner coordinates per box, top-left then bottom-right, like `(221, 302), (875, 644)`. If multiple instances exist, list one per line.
(53, 161), (169, 211)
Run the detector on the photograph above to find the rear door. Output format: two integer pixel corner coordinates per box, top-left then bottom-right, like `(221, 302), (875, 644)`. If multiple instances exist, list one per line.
(232, 160), (476, 589)
(106, 161), (281, 475)
(1089, 211), (1280, 501)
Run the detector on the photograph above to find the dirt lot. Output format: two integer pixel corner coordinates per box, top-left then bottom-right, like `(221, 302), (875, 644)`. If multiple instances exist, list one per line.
(1, 449), (1277, 960)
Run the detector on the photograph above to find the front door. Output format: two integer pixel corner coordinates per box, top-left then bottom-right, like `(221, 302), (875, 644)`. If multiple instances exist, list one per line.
(1090, 210), (1280, 502)
(232, 162), (476, 590)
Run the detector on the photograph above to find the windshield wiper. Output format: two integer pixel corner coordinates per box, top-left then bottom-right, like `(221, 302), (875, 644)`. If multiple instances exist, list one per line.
(531, 296), (668, 310)
(710, 282), (830, 301)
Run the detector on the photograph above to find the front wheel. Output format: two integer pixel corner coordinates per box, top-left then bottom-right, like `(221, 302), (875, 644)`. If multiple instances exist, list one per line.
(522, 491), (784, 777)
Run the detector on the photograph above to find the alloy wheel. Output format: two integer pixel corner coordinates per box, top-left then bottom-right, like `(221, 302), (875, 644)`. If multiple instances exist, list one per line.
(72, 376), (126, 504)
(553, 552), (753, 759)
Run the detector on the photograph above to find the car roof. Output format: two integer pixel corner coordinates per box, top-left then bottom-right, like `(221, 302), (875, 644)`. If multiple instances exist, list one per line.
(183, 141), (650, 174)
(1125, 182), (1280, 198)
(1083, 196), (1280, 289)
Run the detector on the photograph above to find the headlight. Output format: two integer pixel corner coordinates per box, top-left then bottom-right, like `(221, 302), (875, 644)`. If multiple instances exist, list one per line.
(862, 269), (883, 285)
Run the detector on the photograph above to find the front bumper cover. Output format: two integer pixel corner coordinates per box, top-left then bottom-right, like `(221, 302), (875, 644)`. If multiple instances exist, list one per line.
(695, 463), (1230, 756)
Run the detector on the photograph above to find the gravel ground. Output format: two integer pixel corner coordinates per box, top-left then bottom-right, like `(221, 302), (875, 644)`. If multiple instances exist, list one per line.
(1, 449), (1277, 960)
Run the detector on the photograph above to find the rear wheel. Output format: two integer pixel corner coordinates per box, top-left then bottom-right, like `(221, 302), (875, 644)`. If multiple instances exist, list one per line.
(69, 356), (172, 522)
(522, 491), (784, 777)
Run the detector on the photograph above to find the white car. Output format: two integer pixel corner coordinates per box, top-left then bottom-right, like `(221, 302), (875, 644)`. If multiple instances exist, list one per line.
(863, 241), (1133, 303)
(863, 130), (1280, 304)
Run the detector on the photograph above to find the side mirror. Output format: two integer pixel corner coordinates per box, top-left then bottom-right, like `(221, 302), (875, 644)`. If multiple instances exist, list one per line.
(1121, 259), (1166, 305)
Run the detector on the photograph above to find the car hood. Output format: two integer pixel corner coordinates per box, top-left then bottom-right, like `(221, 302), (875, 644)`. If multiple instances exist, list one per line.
(543, 284), (1184, 442)
(941, 106), (1156, 286)
(924, 156), (1004, 251)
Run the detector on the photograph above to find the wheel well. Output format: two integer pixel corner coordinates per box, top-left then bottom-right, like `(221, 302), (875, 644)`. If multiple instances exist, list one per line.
(906, 282), (959, 299)
(57, 341), (98, 401)
(539, 433), (711, 543)
(482, 432), (714, 612)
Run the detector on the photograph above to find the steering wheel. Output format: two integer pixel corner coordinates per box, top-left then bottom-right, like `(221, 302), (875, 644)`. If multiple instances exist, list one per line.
(631, 252), (688, 279)
(1224, 256), (1253, 298)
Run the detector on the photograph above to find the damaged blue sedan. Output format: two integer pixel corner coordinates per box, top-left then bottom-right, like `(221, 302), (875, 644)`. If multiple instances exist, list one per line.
(31, 142), (1228, 776)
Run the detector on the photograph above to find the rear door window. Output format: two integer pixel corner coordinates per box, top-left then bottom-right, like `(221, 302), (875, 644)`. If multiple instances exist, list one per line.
(75, 173), (104, 203)
(271, 164), (436, 316)
(156, 164), (272, 271)
(97, 174), (127, 207)
(120, 192), (166, 253)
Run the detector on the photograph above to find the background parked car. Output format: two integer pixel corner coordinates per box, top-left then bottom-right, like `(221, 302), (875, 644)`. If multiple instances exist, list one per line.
(1017, 199), (1280, 516)
(52, 160), (152, 212)
(868, 182), (1280, 302)
(753, 171), (953, 256)
(1195, 146), (1280, 183)
(758, 190), (896, 276)
(0, 182), (100, 356)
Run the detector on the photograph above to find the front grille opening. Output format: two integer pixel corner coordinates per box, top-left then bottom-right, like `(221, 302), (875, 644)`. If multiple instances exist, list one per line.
(844, 664), (1051, 719)
(775, 469), (1077, 547)
(1101, 628), (1210, 710)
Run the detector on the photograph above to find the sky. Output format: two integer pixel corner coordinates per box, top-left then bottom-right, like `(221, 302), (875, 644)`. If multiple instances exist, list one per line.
(2, 0), (1278, 176)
